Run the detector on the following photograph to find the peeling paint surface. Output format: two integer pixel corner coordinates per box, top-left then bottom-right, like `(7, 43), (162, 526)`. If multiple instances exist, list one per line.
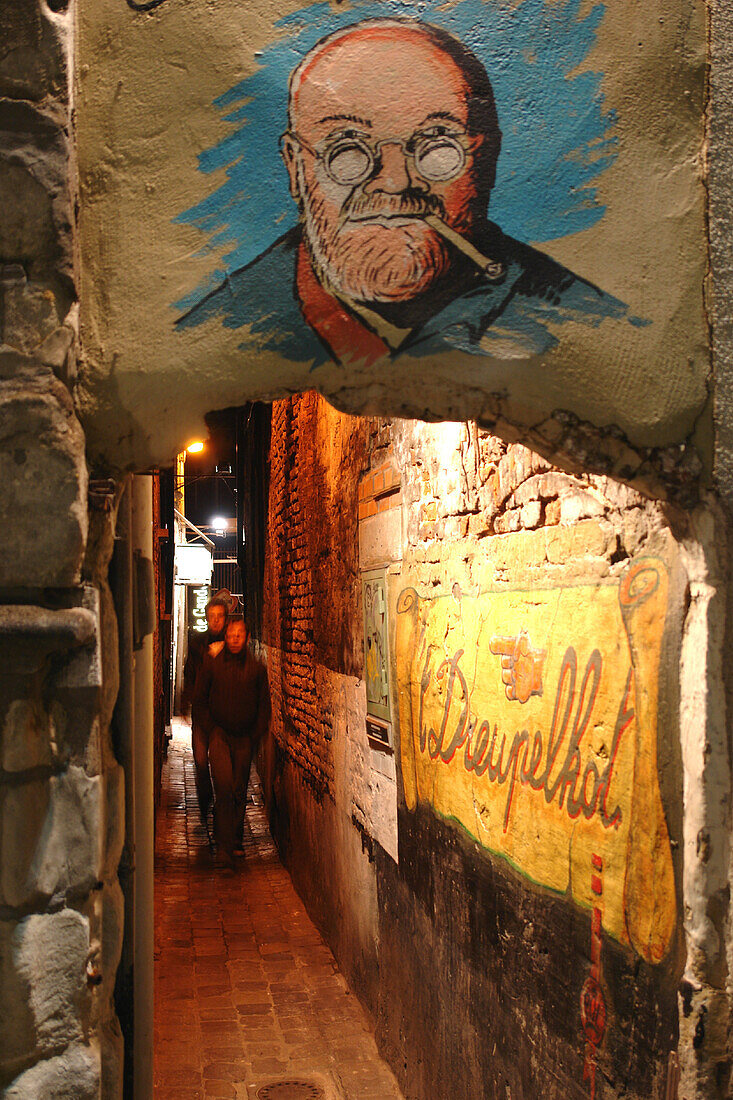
(395, 555), (676, 962)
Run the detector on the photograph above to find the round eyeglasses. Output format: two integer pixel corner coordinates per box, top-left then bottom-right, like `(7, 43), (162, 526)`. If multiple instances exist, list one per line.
(287, 129), (475, 187)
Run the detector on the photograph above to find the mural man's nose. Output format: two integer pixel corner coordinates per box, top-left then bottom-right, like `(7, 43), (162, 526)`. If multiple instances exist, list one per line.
(364, 141), (417, 193)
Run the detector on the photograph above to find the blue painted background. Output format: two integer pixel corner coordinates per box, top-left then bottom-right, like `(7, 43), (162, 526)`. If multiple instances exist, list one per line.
(175, 0), (615, 313)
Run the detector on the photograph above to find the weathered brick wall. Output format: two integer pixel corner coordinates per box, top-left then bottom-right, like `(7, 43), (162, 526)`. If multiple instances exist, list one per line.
(395, 420), (656, 554)
(267, 395), (335, 798)
(260, 393), (382, 1004)
(264, 393), (371, 801)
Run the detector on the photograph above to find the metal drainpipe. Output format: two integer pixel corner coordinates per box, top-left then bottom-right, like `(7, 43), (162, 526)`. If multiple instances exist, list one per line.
(131, 474), (155, 1099)
(113, 483), (136, 1092)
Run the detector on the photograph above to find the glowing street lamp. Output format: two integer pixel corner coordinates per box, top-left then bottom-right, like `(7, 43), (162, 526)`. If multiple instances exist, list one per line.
(186, 441), (204, 454)
(212, 516), (227, 536)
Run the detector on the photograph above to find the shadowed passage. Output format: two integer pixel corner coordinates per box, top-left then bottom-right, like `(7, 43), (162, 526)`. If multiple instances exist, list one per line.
(154, 721), (404, 1099)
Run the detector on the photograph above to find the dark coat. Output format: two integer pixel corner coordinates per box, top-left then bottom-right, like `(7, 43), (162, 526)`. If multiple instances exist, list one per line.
(193, 647), (270, 744)
(182, 629), (223, 713)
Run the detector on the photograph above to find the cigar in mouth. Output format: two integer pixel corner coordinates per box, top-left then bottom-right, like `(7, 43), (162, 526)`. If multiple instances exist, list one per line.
(424, 215), (504, 281)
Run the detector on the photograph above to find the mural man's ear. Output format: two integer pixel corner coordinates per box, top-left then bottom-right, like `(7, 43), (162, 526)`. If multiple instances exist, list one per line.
(280, 134), (301, 201)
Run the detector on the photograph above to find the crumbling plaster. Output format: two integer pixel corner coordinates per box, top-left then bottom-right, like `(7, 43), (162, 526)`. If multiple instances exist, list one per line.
(388, 422), (733, 1097)
(677, 506), (731, 1098)
(710, 0), (733, 510)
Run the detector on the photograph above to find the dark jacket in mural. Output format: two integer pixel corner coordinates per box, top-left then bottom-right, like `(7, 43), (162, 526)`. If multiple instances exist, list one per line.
(176, 222), (632, 369)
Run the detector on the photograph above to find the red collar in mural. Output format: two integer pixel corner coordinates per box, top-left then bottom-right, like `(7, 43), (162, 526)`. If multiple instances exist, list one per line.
(295, 243), (391, 368)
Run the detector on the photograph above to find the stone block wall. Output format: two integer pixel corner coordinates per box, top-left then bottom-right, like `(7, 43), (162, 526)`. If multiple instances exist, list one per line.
(0, 3), (124, 1095)
(259, 392), (729, 1100)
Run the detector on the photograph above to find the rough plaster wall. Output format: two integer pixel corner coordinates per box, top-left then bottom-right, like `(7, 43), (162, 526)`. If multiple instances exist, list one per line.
(0, 2), (124, 1095)
(701, 2), (733, 1096)
(710, 0), (733, 511)
(72, 0), (711, 504)
(392, 420), (672, 567)
(676, 508), (731, 1099)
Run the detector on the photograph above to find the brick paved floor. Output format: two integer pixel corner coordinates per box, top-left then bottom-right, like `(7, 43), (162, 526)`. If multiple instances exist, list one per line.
(154, 722), (404, 1100)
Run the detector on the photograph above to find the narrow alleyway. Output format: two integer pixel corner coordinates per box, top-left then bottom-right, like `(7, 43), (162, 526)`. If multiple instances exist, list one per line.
(154, 722), (404, 1100)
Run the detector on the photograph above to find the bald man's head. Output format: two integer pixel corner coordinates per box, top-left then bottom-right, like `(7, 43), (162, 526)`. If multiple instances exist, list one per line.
(288, 21), (501, 188)
(281, 20), (502, 304)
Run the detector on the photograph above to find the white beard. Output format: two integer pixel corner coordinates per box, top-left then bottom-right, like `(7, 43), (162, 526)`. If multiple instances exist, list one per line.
(297, 163), (452, 303)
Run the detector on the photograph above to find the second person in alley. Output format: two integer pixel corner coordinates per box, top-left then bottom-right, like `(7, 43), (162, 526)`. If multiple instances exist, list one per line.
(194, 615), (270, 870)
(182, 592), (231, 837)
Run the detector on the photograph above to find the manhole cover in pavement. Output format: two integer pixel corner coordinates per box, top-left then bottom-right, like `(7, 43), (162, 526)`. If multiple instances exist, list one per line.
(255, 1083), (325, 1100)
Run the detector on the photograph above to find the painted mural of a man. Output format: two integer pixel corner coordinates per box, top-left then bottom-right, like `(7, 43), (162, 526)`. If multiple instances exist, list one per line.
(177, 20), (629, 366)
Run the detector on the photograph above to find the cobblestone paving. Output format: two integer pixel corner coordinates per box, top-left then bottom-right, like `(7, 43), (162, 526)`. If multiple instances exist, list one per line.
(154, 724), (404, 1100)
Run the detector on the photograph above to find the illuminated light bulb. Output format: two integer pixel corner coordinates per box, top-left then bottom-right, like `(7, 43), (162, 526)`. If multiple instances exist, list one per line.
(186, 441), (204, 454)
(212, 516), (227, 534)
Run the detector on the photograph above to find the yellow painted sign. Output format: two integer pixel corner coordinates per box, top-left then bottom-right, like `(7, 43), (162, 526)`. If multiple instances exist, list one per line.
(396, 560), (676, 964)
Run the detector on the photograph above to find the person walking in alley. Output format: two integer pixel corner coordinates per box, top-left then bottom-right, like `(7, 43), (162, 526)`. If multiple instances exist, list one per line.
(181, 592), (231, 838)
(194, 615), (270, 871)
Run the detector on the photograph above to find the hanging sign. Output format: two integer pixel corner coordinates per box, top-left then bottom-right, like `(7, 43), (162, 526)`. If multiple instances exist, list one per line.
(187, 583), (211, 633)
(175, 543), (213, 585)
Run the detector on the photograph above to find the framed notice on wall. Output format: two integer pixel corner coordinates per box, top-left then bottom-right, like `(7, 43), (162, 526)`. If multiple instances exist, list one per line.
(362, 568), (391, 729)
